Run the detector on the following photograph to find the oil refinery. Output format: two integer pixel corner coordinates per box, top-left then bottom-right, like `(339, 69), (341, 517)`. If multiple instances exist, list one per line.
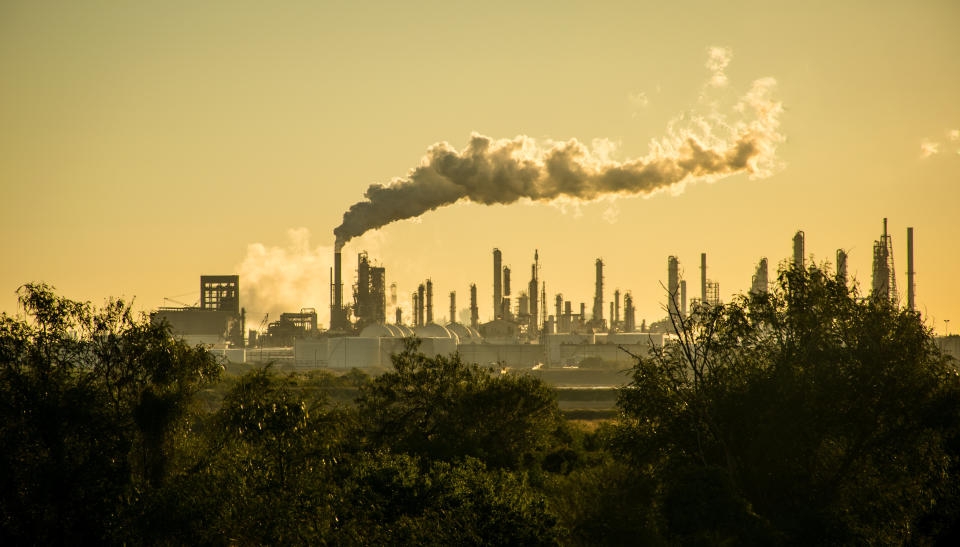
(152, 218), (952, 368)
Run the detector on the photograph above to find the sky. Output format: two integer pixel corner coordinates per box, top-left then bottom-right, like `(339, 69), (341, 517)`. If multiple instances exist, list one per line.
(2, 0), (958, 334)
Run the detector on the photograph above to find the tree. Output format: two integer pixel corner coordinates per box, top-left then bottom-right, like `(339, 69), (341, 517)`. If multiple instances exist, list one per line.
(356, 339), (563, 470)
(616, 265), (960, 544)
(0, 283), (220, 544)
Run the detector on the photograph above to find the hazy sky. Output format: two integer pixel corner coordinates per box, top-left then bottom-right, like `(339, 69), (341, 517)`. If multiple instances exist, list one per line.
(2, 1), (958, 333)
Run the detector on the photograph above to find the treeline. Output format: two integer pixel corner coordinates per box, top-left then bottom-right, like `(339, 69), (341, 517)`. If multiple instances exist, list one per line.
(2, 267), (960, 545)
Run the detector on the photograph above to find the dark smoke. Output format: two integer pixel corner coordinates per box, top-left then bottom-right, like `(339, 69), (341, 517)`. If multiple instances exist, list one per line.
(334, 74), (782, 250)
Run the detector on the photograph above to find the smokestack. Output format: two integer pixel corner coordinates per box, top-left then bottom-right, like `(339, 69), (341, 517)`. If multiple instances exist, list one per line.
(426, 279), (434, 324)
(396, 307), (402, 325)
(668, 256), (680, 319)
(330, 250), (345, 330)
(751, 257), (769, 295)
(449, 291), (456, 324)
(390, 282), (397, 307)
(701, 253), (707, 304)
(793, 231), (805, 269)
(470, 284), (479, 328)
(593, 258), (604, 327)
(836, 249), (848, 285)
(541, 281), (547, 327)
(680, 280), (687, 317)
(529, 251), (539, 332)
(493, 248), (502, 320)
(356, 252), (370, 326)
(614, 289), (621, 325)
(624, 292), (636, 332)
(417, 284), (425, 326)
(907, 227), (915, 311)
(555, 294), (563, 331)
(411, 292), (418, 327)
(503, 266), (511, 296)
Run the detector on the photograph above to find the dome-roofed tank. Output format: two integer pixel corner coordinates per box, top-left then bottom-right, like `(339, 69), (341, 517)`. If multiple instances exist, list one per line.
(359, 324), (396, 338)
(393, 324), (414, 337)
(414, 322), (453, 339)
(383, 324), (402, 337)
(445, 322), (477, 344)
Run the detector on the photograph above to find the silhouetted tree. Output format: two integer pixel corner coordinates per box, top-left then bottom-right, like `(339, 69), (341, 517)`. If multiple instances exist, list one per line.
(0, 283), (220, 544)
(616, 265), (960, 544)
(356, 339), (563, 470)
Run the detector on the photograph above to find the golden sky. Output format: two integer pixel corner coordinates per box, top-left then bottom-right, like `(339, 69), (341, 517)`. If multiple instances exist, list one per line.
(2, 1), (958, 333)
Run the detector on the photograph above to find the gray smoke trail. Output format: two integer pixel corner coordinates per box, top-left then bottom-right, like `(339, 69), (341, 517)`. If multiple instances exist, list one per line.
(334, 67), (782, 250)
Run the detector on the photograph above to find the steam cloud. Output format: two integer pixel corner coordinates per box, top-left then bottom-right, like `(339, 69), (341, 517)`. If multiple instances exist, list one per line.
(334, 50), (784, 249)
(238, 228), (332, 319)
(919, 128), (959, 158)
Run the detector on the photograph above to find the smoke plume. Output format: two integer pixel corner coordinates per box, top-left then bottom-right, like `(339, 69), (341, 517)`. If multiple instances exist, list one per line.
(238, 228), (332, 319)
(334, 51), (784, 249)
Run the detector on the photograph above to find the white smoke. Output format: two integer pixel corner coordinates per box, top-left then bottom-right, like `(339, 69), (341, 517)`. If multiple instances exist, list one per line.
(706, 46), (733, 87)
(333, 48), (785, 248)
(921, 139), (940, 158)
(920, 128), (960, 158)
(237, 228), (332, 322)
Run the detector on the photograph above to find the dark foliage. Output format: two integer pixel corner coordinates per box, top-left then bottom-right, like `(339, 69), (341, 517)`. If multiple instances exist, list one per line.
(3, 269), (960, 545)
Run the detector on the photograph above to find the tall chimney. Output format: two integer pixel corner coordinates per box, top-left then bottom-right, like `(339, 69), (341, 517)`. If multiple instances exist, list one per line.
(907, 227), (915, 310)
(470, 284), (479, 328)
(426, 279), (434, 324)
(614, 289), (621, 325)
(680, 280), (687, 317)
(836, 249), (848, 285)
(493, 248), (502, 320)
(411, 292), (418, 327)
(624, 292), (636, 332)
(793, 231), (805, 269)
(751, 257), (769, 295)
(593, 258), (604, 326)
(541, 282), (547, 327)
(700, 253), (707, 304)
(529, 251), (539, 332)
(503, 266), (511, 296)
(396, 307), (403, 325)
(417, 284), (425, 326)
(449, 290), (456, 324)
(668, 256), (679, 319)
(330, 250), (345, 330)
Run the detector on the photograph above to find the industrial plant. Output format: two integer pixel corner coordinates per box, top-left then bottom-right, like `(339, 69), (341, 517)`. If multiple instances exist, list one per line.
(153, 218), (950, 368)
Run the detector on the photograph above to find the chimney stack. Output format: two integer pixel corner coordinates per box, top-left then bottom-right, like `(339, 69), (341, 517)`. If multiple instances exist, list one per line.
(680, 280), (687, 316)
(593, 258), (604, 327)
(907, 227), (915, 311)
(330, 250), (346, 330)
(668, 256), (680, 319)
(793, 231), (805, 268)
(700, 253), (707, 304)
(836, 249), (847, 285)
(493, 248), (502, 320)
(470, 284), (479, 328)
(449, 290), (456, 324)
(426, 279), (433, 324)
(417, 284), (425, 326)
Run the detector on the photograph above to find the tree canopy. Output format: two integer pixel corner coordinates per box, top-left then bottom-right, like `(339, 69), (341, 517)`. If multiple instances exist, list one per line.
(3, 269), (960, 545)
